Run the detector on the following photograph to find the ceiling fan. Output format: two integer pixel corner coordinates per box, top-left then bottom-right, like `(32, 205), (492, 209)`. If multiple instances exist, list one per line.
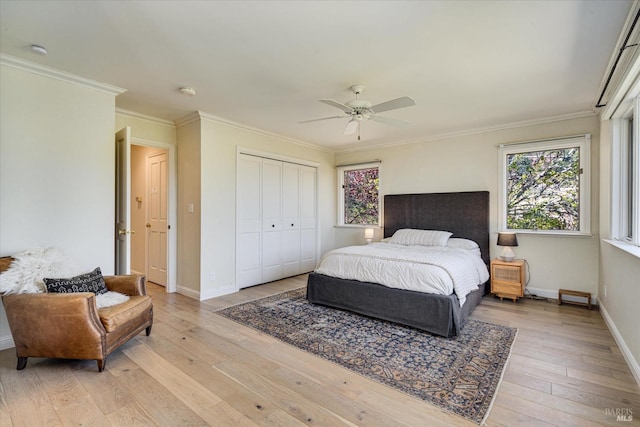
(299, 85), (416, 140)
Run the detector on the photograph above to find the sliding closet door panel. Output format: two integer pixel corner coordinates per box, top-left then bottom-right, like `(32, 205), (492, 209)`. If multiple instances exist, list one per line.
(300, 228), (317, 272)
(262, 159), (282, 282)
(262, 231), (282, 282)
(282, 163), (300, 230)
(282, 229), (301, 277)
(300, 166), (317, 229)
(282, 163), (301, 277)
(262, 159), (282, 231)
(300, 165), (317, 272)
(237, 233), (262, 286)
(237, 154), (262, 288)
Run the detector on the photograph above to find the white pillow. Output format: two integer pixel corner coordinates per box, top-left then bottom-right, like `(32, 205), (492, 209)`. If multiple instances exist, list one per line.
(389, 229), (452, 247)
(447, 238), (479, 250)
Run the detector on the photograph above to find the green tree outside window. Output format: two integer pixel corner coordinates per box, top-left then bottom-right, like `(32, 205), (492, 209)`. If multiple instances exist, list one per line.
(343, 167), (379, 225)
(506, 147), (580, 231)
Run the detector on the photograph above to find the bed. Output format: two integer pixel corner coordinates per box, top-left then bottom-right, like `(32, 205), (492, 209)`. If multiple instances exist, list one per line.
(306, 191), (490, 337)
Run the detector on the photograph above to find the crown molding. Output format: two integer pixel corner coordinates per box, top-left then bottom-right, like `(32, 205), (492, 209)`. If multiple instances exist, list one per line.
(337, 110), (598, 154)
(176, 110), (334, 154)
(116, 108), (175, 127)
(0, 53), (126, 96)
(174, 111), (201, 128)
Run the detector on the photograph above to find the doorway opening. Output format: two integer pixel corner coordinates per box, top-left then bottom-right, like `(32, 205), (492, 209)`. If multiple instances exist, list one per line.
(131, 145), (168, 286)
(115, 126), (177, 293)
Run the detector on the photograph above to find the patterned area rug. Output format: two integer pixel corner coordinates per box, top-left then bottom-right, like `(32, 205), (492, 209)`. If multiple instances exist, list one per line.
(216, 288), (517, 425)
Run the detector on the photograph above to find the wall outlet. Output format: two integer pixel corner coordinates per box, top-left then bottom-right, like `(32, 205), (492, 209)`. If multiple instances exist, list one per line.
(209, 271), (216, 281)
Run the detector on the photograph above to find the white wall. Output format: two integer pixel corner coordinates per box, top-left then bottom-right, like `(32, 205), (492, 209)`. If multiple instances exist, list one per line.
(116, 110), (178, 146)
(176, 118), (202, 298)
(335, 115), (601, 300)
(598, 119), (640, 382)
(0, 59), (120, 349)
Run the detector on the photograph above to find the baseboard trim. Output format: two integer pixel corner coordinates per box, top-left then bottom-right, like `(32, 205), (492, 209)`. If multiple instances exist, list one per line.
(598, 298), (640, 387)
(0, 334), (15, 351)
(176, 285), (200, 300)
(200, 285), (236, 301)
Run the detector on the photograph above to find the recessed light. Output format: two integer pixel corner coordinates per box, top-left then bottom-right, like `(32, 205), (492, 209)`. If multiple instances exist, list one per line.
(30, 44), (48, 55)
(179, 87), (196, 96)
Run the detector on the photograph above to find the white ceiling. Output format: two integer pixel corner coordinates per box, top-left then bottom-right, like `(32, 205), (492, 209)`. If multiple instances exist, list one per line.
(0, 1), (633, 151)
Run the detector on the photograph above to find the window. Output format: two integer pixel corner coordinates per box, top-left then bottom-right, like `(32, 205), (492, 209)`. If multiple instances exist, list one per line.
(498, 135), (591, 235)
(626, 116), (635, 239)
(612, 97), (640, 246)
(337, 162), (380, 226)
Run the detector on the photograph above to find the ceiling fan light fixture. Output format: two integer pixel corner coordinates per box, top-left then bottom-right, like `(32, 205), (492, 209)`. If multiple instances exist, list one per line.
(344, 119), (359, 135)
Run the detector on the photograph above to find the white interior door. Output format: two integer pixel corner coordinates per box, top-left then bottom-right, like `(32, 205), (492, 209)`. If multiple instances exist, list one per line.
(261, 159), (282, 282)
(300, 165), (317, 272)
(115, 127), (131, 274)
(282, 163), (301, 277)
(146, 151), (168, 286)
(237, 154), (263, 288)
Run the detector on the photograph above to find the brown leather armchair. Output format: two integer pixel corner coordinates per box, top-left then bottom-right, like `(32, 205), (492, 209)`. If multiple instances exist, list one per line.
(0, 257), (153, 372)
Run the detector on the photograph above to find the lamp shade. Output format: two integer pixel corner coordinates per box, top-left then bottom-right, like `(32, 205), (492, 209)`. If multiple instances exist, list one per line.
(497, 232), (518, 247)
(364, 228), (375, 240)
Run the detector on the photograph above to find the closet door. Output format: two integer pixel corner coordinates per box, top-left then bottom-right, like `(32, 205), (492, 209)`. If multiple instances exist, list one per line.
(282, 163), (301, 277)
(236, 154), (262, 288)
(261, 159), (283, 282)
(300, 165), (317, 272)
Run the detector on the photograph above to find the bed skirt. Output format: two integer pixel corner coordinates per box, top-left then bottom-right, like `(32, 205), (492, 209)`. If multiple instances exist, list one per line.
(306, 272), (486, 338)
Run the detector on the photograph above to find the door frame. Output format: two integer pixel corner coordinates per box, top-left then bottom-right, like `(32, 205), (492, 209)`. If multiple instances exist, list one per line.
(132, 136), (177, 293)
(115, 127), (131, 275)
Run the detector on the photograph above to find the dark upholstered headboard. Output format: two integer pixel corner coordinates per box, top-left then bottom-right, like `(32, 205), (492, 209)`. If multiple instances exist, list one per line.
(383, 191), (490, 265)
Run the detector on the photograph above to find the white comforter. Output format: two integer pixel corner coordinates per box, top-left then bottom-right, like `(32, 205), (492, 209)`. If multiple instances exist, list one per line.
(314, 242), (490, 306)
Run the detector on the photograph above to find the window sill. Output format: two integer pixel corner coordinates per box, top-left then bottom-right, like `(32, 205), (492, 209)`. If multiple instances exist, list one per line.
(502, 230), (593, 238)
(603, 239), (640, 259)
(334, 225), (381, 229)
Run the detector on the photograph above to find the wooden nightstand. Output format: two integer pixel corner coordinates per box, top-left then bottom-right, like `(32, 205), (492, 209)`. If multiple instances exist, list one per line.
(491, 259), (525, 302)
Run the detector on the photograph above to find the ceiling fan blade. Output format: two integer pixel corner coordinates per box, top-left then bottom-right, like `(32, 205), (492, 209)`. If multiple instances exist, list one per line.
(344, 120), (359, 135)
(320, 99), (353, 113)
(298, 115), (346, 124)
(370, 115), (410, 127)
(370, 96), (416, 113)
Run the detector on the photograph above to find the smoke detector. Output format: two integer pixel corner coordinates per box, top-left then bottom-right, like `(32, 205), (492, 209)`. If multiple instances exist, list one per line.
(179, 87), (196, 96)
(30, 44), (48, 55)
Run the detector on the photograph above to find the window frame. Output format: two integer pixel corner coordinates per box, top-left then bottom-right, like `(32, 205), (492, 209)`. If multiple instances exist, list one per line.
(497, 134), (591, 236)
(611, 97), (640, 247)
(336, 161), (381, 227)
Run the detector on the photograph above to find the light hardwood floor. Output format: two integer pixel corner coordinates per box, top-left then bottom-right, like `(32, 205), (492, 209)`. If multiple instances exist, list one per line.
(1, 274), (638, 426)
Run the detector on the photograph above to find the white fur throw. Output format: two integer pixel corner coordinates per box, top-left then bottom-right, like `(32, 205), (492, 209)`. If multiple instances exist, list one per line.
(0, 247), (80, 294)
(0, 247), (130, 309)
(96, 291), (130, 309)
